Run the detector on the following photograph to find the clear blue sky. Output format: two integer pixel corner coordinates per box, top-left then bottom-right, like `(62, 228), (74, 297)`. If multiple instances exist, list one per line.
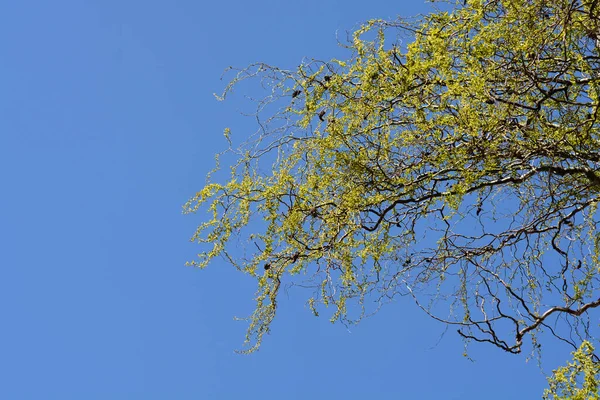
(0, 0), (573, 398)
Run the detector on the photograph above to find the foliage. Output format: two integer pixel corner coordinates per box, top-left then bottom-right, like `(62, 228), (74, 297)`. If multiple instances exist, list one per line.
(544, 341), (600, 399)
(185, 0), (600, 354)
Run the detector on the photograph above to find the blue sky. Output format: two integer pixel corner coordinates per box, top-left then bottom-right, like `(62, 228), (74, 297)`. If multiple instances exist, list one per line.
(0, 0), (573, 398)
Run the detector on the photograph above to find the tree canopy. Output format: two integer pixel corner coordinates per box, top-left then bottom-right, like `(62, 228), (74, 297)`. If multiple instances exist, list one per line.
(545, 341), (600, 399)
(185, 0), (600, 357)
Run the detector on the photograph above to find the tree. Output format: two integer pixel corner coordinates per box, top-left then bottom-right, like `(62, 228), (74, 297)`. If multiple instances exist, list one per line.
(185, 0), (600, 358)
(544, 341), (600, 399)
